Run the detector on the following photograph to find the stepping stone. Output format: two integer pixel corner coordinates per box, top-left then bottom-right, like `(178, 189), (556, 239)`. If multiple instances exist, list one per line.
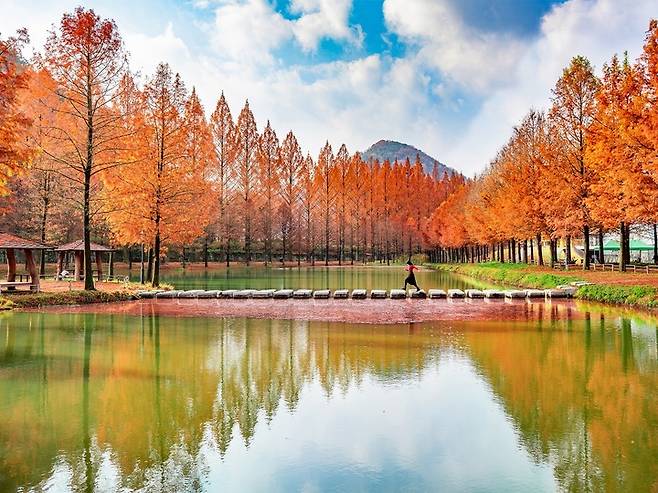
(447, 289), (465, 299)
(219, 289), (237, 299)
(465, 289), (484, 299)
(313, 289), (331, 299)
(570, 281), (593, 287)
(233, 289), (256, 299)
(525, 289), (545, 298)
(351, 289), (367, 299)
(411, 289), (427, 299)
(178, 290), (206, 298)
(370, 289), (387, 299)
(504, 290), (526, 299)
(198, 290), (221, 298)
(333, 289), (349, 299)
(483, 290), (505, 299)
(273, 289), (293, 299)
(136, 290), (161, 299)
(428, 289), (447, 299)
(253, 289), (276, 299)
(293, 289), (312, 299)
(389, 289), (407, 299)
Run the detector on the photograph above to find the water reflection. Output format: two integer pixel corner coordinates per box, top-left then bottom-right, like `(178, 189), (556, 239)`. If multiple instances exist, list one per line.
(0, 307), (656, 492)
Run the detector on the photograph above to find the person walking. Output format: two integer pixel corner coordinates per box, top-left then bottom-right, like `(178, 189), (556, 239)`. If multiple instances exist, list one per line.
(403, 259), (421, 291)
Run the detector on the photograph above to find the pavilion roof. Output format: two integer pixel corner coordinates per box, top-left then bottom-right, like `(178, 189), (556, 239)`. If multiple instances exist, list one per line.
(0, 232), (49, 250)
(54, 240), (113, 252)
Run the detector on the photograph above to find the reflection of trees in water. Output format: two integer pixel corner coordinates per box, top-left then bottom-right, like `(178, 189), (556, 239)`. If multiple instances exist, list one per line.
(464, 303), (658, 493)
(0, 311), (442, 491)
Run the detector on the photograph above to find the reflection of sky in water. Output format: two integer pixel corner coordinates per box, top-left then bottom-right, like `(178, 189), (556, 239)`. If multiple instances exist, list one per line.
(202, 356), (554, 492)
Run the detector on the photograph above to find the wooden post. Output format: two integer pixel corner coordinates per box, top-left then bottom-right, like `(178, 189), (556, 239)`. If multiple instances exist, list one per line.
(74, 251), (83, 280)
(6, 248), (16, 282)
(108, 251), (114, 277)
(95, 251), (103, 281)
(24, 249), (39, 291)
(56, 252), (64, 279)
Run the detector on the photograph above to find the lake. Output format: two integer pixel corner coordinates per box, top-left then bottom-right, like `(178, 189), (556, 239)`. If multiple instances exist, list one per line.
(1, 267), (656, 492)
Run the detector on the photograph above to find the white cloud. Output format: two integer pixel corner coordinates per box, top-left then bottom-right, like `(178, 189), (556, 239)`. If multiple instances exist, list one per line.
(383, 0), (526, 93)
(290, 0), (362, 52)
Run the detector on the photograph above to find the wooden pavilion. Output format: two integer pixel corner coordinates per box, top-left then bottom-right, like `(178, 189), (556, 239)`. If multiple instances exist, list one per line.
(54, 240), (113, 281)
(0, 232), (49, 292)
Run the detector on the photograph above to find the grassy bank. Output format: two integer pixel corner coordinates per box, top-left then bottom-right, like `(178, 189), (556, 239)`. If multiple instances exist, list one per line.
(427, 262), (658, 309)
(2, 290), (138, 309)
(428, 262), (579, 289)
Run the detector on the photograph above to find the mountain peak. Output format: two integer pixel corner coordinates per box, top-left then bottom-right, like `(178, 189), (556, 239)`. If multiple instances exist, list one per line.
(361, 140), (456, 176)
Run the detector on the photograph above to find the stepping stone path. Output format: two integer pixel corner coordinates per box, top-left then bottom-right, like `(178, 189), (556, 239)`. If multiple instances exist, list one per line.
(448, 289), (465, 299)
(313, 289), (331, 299)
(136, 283), (590, 302)
(465, 289), (484, 299)
(428, 289), (447, 299)
(351, 289), (367, 299)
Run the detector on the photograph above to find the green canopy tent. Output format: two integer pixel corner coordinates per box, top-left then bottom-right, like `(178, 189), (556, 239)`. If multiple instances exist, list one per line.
(602, 239), (654, 251)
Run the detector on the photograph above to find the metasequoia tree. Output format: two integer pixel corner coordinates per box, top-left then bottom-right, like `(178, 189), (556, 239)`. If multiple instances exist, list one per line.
(316, 142), (334, 265)
(257, 121), (280, 264)
(547, 56), (599, 269)
(0, 28), (32, 192)
(299, 153), (317, 263)
(41, 8), (130, 289)
(279, 131), (303, 262)
(232, 101), (258, 265)
(210, 92), (235, 265)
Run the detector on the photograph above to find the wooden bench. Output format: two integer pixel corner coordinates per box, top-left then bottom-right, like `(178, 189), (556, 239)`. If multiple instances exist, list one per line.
(0, 281), (37, 292)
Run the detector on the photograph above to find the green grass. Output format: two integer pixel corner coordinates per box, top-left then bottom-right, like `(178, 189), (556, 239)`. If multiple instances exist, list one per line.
(426, 262), (577, 289)
(575, 285), (658, 308)
(4, 290), (137, 308)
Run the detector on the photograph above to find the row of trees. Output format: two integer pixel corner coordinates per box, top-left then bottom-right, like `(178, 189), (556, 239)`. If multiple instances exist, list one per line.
(425, 20), (658, 271)
(0, 8), (462, 288)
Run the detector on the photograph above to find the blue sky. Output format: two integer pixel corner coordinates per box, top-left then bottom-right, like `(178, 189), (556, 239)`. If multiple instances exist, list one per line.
(3, 0), (655, 175)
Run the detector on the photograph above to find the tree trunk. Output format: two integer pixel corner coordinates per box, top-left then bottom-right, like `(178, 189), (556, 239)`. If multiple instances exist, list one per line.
(204, 235), (209, 268)
(598, 228), (604, 264)
(565, 235), (572, 264)
(583, 225), (590, 270)
(152, 228), (161, 287)
(536, 233), (543, 266)
(146, 247), (153, 284)
(653, 223), (658, 264)
(83, 165), (94, 290)
(140, 244), (145, 284)
(618, 222), (626, 272)
(25, 249), (39, 291)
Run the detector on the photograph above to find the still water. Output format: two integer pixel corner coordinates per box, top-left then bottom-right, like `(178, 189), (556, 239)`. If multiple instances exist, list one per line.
(155, 264), (494, 291)
(1, 270), (657, 492)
